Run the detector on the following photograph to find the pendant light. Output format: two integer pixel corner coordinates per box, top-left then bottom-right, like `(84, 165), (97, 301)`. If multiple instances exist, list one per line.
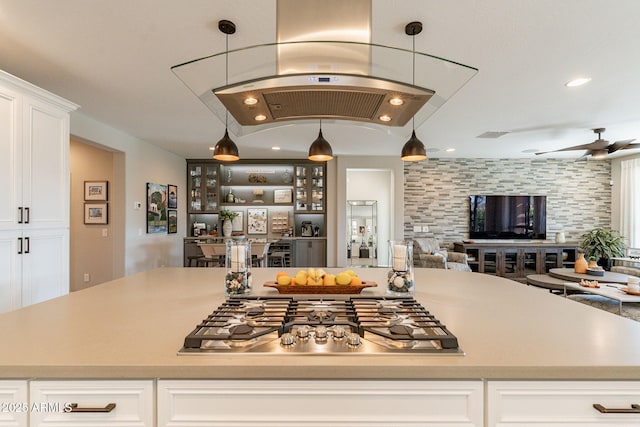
(213, 20), (240, 162)
(308, 120), (334, 161)
(400, 21), (427, 162)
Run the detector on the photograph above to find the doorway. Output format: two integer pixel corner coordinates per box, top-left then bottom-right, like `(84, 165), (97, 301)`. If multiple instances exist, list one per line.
(346, 168), (392, 268)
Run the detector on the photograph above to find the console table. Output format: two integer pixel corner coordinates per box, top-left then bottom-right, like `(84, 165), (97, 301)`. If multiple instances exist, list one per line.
(453, 242), (579, 281)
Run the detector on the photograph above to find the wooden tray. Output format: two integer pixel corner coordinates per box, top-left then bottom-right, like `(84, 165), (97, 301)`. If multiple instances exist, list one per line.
(623, 287), (640, 296)
(263, 281), (377, 294)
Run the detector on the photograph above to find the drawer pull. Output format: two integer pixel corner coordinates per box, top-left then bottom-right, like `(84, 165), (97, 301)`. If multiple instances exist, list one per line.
(593, 403), (640, 414)
(68, 403), (116, 413)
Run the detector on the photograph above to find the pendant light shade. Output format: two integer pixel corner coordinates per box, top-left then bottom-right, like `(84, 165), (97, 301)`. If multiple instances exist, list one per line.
(308, 126), (333, 161)
(401, 130), (427, 161)
(213, 129), (240, 161)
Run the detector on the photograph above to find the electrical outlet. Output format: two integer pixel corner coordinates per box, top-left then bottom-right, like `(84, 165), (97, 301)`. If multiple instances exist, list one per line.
(101, 228), (108, 237)
(422, 225), (429, 232)
(134, 201), (142, 210)
(83, 273), (90, 282)
(413, 225), (421, 232)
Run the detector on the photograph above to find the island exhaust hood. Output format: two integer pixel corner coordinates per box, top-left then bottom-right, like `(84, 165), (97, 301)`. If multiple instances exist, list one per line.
(171, 0), (478, 137)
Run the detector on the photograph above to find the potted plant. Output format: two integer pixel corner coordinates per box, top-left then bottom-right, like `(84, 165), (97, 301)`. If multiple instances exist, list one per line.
(219, 209), (239, 237)
(579, 228), (627, 270)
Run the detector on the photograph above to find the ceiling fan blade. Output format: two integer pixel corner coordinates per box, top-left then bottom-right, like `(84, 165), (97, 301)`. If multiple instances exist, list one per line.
(573, 153), (590, 162)
(608, 139), (637, 153)
(536, 142), (597, 155)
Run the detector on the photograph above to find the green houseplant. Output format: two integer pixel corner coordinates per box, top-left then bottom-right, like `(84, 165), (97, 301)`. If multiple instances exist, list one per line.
(579, 228), (627, 270)
(219, 209), (239, 221)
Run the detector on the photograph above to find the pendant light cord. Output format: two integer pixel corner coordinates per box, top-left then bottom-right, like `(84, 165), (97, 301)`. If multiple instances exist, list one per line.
(411, 30), (416, 131)
(225, 32), (229, 128)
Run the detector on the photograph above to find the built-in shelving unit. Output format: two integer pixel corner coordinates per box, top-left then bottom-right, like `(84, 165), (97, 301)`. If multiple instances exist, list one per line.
(186, 159), (327, 267)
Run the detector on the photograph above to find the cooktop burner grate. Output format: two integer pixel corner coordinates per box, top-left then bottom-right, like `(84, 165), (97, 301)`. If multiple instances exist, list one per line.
(180, 295), (462, 355)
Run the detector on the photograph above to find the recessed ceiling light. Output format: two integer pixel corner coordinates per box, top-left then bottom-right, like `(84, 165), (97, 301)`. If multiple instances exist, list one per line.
(565, 77), (591, 87)
(271, 146), (281, 150)
(209, 146), (215, 151)
(254, 114), (267, 121)
(445, 148), (455, 152)
(379, 115), (392, 122)
(389, 97), (404, 106)
(244, 97), (258, 105)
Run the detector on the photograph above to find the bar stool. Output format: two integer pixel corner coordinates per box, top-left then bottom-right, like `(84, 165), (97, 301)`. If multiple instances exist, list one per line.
(269, 251), (287, 267)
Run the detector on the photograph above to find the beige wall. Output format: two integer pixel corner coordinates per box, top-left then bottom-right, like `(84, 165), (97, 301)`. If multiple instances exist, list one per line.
(70, 138), (124, 291)
(70, 111), (186, 276)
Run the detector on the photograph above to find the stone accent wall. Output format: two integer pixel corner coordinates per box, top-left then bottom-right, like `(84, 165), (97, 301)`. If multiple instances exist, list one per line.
(404, 159), (612, 246)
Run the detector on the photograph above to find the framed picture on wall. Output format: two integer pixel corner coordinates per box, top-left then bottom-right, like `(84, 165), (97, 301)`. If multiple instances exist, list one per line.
(168, 210), (177, 234)
(84, 203), (108, 224)
(147, 182), (167, 234)
(232, 211), (243, 232)
(168, 184), (178, 209)
(84, 181), (108, 201)
(247, 208), (267, 234)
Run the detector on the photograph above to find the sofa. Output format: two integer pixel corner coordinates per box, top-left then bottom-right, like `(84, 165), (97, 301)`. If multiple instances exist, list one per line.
(413, 238), (471, 272)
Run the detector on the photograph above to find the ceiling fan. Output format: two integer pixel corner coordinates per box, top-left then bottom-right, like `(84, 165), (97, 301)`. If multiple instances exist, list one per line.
(536, 128), (638, 160)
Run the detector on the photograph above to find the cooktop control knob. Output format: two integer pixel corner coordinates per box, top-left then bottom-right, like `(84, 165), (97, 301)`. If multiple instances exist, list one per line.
(297, 325), (310, 339)
(314, 326), (328, 342)
(333, 326), (346, 339)
(346, 332), (361, 348)
(280, 332), (295, 346)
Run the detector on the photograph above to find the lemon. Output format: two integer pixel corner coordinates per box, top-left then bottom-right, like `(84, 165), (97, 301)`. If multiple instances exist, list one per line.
(277, 275), (291, 285)
(336, 272), (351, 285)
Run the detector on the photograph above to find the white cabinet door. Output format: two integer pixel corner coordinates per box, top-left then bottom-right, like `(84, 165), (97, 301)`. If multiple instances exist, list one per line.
(0, 230), (22, 313)
(21, 228), (69, 306)
(158, 380), (483, 427)
(0, 85), (21, 231)
(488, 381), (640, 426)
(30, 380), (154, 427)
(22, 94), (70, 230)
(0, 380), (28, 427)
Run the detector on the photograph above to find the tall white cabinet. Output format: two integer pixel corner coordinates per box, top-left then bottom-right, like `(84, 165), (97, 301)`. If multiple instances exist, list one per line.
(0, 70), (78, 313)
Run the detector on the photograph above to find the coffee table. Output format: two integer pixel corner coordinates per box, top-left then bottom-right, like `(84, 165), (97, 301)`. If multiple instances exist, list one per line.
(563, 282), (640, 314)
(549, 267), (631, 284)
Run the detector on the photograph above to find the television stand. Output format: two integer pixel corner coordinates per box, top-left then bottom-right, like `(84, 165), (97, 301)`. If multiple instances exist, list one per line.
(453, 241), (579, 281)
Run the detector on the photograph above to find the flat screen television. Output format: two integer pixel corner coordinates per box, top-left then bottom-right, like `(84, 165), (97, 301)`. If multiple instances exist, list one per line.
(469, 195), (546, 240)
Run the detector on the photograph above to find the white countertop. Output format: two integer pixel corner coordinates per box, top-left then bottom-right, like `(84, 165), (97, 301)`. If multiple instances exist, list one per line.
(1, 267), (640, 380)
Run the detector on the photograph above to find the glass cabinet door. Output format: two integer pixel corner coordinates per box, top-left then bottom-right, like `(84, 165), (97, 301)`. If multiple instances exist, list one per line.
(295, 166), (308, 210)
(295, 164), (325, 212)
(310, 166), (324, 211)
(203, 165), (218, 211)
(189, 164), (203, 211)
(188, 163), (218, 213)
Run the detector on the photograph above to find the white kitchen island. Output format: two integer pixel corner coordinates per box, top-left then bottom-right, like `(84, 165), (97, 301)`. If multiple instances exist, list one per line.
(1, 267), (640, 426)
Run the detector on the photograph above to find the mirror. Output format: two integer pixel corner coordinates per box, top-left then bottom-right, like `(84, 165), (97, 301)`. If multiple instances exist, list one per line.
(347, 200), (377, 267)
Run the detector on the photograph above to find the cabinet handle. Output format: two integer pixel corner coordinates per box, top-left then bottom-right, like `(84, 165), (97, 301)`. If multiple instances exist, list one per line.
(24, 207), (30, 224)
(68, 403), (116, 413)
(24, 237), (30, 254)
(17, 237), (23, 254)
(593, 403), (640, 413)
(18, 207), (23, 224)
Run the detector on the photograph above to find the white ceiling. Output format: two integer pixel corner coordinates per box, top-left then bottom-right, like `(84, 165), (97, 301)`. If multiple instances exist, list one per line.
(1, 0), (639, 160)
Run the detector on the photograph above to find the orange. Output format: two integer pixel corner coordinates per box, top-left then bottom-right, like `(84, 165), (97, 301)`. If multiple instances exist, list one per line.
(350, 276), (363, 286)
(275, 271), (288, 280)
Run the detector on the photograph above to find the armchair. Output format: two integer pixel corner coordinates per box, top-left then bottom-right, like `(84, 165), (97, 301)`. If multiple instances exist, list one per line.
(413, 238), (471, 272)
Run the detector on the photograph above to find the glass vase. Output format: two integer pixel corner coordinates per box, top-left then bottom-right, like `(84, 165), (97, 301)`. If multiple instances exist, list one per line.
(224, 240), (252, 296)
(387, 240), (414, 296)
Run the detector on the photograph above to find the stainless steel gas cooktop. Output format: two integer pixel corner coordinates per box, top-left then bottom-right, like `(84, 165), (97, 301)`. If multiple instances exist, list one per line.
(178, 296), (463, 355)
